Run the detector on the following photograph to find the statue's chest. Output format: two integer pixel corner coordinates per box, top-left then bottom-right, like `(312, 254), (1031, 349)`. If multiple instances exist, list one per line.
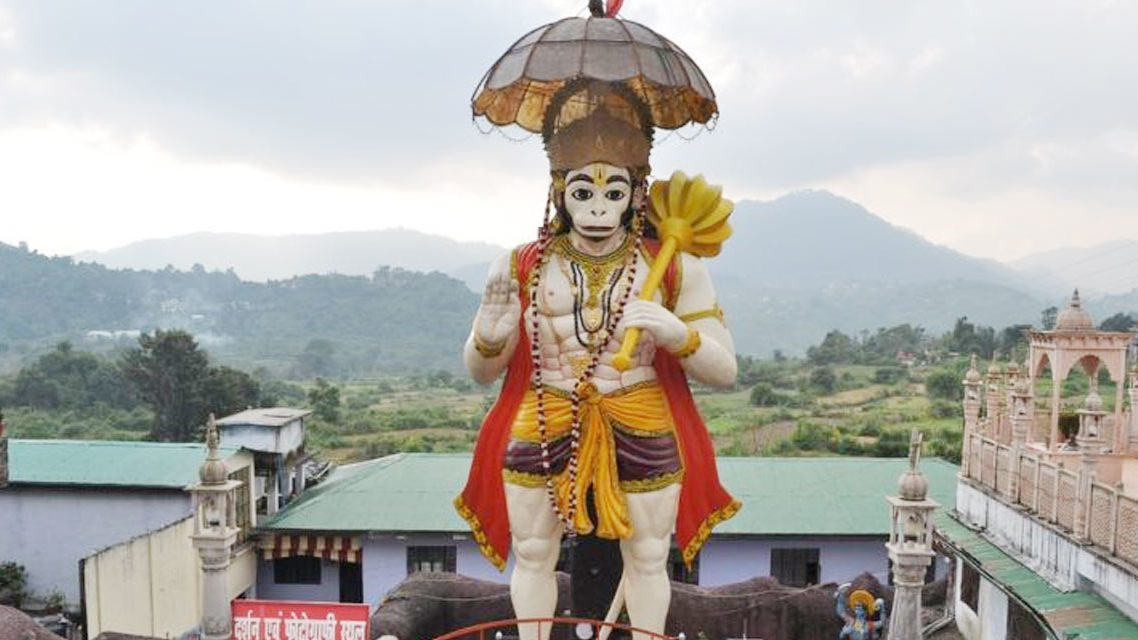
(528, 251), (653, 321)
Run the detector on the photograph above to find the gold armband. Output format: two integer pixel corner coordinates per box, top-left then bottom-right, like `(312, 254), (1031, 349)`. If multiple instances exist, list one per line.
(678, 304), (726, 325)
(673, 326), (702, 358)
(474, 334), (507, 358)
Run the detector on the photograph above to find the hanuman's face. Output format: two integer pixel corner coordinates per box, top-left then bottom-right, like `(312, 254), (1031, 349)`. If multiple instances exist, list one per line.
(563, 162), (632, 240)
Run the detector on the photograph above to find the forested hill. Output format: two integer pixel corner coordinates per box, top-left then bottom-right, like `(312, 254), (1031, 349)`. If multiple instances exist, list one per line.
(0, 242), (478, 374)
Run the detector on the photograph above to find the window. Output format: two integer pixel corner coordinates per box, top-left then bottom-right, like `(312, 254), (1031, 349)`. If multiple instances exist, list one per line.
(770, 548), (820, 587)
(960, 561), (980, 613)
(407, 546), (456, 574)
(668, 548), (699, 585)
(274, 556), (322, 584)
(229, 467), (251, 544)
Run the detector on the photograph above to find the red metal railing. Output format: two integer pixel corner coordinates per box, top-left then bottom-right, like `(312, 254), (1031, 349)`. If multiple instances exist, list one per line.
(431, 617), (677, 640)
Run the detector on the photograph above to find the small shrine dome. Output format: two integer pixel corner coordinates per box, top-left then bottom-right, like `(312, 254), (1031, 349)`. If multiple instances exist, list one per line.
(898, 470), (929, 501)
(198, 415), (229, 485)
(964, 355), (982, 384)
(1055, 289), (1095, 331)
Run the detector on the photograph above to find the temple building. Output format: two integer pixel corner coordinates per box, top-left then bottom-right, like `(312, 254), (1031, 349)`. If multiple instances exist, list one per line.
(936, 291), (1138, 639)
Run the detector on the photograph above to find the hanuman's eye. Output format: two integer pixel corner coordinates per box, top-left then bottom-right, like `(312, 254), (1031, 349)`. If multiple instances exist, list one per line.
(605, 190), (626, 201)
(571, 188), (593, 201)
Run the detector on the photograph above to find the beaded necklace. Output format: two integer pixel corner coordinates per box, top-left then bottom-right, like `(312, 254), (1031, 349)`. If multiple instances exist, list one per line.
(528, 191), (646, 535)
(552, 234), (633, 353)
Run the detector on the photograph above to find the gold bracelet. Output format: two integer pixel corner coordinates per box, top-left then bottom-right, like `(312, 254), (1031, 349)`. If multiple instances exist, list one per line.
(673, 326), (701, 358)
(473, 334), (507, 358)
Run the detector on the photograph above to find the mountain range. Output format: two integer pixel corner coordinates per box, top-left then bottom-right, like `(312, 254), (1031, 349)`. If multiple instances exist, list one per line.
(74, 229), (503, 283)
(1010, 240), (1138, 297)
(3, 189), (1134, 369)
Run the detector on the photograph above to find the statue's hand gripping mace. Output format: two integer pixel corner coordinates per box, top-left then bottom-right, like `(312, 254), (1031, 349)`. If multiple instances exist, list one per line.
(612, 171), (734, 372)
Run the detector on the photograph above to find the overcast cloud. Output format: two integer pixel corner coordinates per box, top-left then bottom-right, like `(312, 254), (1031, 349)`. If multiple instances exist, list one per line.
(0, 0), (1136, 261)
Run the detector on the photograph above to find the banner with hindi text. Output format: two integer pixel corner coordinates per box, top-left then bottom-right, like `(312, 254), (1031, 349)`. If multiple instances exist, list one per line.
(231, 599), (369, 640)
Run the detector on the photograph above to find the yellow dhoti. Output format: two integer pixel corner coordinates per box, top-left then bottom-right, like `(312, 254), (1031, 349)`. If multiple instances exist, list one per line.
(503, 382), (682, 540)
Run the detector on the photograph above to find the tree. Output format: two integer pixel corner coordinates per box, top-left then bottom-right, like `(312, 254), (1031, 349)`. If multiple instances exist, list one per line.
(12, 342), (134, 410)
(203, 366), (261, 418)
(996, 324), (1032, 361)
(121, 330), (211, 441)
(808, 366), (837, 394)
(750, 383), (781, 407)
(296, 339), (338, 378)
(925, 368), (962, 402)
(945, 317), (996, 358)
(1099, 312), (1136, 332)
(862, 324), (927, 364)
(873, 367), (907, 385)
(308, 378), (342, 424)
(807, 330), (856, 365)
(0, 561), (28, 608)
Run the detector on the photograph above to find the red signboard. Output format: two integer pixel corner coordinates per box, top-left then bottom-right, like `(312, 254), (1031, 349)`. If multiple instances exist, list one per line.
(231, 599), (369, 640)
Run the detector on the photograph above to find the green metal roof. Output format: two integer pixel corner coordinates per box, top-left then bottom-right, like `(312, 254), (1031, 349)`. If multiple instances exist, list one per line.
(263, 454), (957, 536)
(5, 439), (239, 489)
(935, 511), (1138, 639)
(714, 456), (957, 535)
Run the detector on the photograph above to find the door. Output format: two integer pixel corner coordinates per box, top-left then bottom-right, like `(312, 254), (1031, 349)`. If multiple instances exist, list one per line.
(339, 562), (363, 603)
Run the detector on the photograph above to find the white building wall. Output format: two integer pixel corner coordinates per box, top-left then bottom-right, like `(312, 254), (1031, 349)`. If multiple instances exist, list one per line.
(956, 480), (1138, 621)
(362, 534), (512, 606)
(82, 519), (258, 639)
(220, 422), (304, 456)
(978, 576), (1008, 640)
(0, 487), (191, 605)
(954, 561), (981, 639)
(699, 536), (900, 586)
(350, 534), (934, 606)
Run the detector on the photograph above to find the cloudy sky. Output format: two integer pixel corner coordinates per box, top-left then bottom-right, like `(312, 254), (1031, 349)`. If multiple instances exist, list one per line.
(1, 0), (1136, 262)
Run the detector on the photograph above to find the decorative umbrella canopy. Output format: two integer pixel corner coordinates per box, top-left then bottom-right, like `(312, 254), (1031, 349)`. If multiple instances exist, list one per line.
(472, 4), (717, 133)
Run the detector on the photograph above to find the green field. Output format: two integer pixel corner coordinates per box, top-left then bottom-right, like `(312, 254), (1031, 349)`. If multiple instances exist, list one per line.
(290, 361), (967, 464)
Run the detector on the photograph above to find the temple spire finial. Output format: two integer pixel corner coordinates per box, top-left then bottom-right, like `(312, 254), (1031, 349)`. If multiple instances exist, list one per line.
(198, 413), (228, 485)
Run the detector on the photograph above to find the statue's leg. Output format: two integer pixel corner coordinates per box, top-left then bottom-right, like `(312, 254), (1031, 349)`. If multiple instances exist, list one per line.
(505, 482), (564, 640)
(619, 483), (680, 639)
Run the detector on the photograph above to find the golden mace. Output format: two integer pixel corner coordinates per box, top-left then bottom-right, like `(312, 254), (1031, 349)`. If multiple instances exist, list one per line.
(612, 171), (734, 371)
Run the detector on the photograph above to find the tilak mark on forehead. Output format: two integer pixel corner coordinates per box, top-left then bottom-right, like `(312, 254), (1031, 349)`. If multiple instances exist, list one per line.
(567, 172), (631, 186)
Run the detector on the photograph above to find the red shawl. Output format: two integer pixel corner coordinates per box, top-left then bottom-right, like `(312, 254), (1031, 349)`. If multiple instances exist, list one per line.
(455, 240), (740, 569)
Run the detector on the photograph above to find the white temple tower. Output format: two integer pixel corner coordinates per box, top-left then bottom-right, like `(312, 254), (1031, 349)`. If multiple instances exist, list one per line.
(886, 430), (938, 640)
(188, 415), (242, 640)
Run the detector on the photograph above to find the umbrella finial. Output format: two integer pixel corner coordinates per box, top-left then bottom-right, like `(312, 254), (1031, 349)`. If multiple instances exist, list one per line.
(589, 0), (605, 18)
